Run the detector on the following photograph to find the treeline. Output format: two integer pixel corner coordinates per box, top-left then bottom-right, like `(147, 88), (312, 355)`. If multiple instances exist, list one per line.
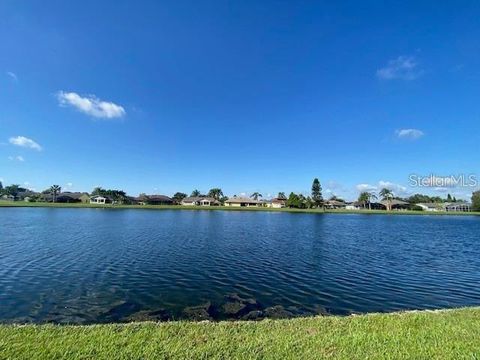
(1, 179), (479, 211)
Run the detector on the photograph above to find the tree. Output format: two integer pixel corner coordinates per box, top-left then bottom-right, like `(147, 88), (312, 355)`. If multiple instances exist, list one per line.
(50, 185), (62, 203)
(0, 180), (3, 193)
(379, 188), (394, 211)
(358, 192), (369, 209)
(472, 191), (480, 211)
(447, 193), (453, 202)
(277, 192), (287, 200)
(251, 192), (262, 200)
(311, 178), (323, 208)
(287, 192), (300, 208)
(172, 192), (187, 204)
(208, 188), (224, 200)
(191, 189), (201, 197)
(92, 187), (106, 196)
(4, 184), (20, 200)
(304, 196), (313, 209)
(367, 192), (377, 210)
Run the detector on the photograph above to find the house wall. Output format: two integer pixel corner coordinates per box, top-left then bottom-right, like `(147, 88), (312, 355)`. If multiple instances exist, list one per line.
(181, 201), (196, 206)
(225, 202), (241, 207)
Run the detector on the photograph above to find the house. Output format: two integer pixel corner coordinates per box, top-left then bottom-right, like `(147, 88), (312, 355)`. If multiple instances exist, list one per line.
(0, 194), (15, 201)
(181, 197), (220, 206)
(136, 195), (173, 205)
(380, 199), (410, 211)
(445, 202), (471, 212)
(324, 200), (347, 209)
(268, 198), (287, 208)
(224, 196), (261, 207)
(416, 203), (444, 212)
(56, 192), (90, 203)
(345, 201), (362, 210)
(90, 195), (112, 204)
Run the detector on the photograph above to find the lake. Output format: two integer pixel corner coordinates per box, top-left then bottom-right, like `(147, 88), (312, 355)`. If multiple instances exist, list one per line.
(1, 208), (479, 323)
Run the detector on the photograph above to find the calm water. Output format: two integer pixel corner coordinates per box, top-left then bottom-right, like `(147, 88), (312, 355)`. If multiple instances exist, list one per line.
(1, 208), (479, 323)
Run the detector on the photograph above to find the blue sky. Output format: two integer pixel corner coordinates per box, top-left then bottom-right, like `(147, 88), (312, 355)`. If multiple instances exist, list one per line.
(1, 1), (479, 200)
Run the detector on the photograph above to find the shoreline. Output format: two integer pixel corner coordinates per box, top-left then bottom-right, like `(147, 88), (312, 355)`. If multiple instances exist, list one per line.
(0, 201), (478, 216)
(1, 307), (479, 358)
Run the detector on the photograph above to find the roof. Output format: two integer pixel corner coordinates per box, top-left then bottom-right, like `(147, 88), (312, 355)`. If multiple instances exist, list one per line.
(58, 192), (89, 199)
(137, 195), (173, 202)
(416, 202), (443, 208)
(325, 200), (346, 206)
(224, 197), (260, 204)
(91, 195), (110, 199)
(381, 199), (409, 206)
(271, 198), (286, 204)
(445, 202), (471, 207)
(182, 196), (217, 203)
(346, 201), (362, 206)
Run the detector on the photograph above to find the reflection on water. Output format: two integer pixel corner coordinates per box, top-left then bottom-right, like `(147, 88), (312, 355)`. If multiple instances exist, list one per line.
(0, 208), (479, 324)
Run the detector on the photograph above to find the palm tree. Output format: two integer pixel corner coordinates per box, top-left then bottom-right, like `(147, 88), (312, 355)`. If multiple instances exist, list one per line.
(367, 192), (378, 210)
(277, 192), (286, 200)
(50, 185), (61, 203)
(208, 188), (223, 200)
(191, 189), (201, 197)
(251, 192), (262, 200)
(358, 192), (369, 209)
(379, 188), (394, 211)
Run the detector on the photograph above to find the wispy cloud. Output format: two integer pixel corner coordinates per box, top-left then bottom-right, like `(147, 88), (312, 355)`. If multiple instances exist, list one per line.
(9, 136), (42, 151)
(356, 183), (377, 192)
(378, 180), (408, 195)
(57, 91), (126, 119)
(6, 71), (18, 82)
(8, 155), (25, 162)
(396, 128), (424, 140)
(356, 181), (409, 196)
(376, 56), (423, 80)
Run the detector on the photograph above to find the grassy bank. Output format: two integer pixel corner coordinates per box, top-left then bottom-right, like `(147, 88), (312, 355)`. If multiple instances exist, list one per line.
(0, 200), (478, 216)
(1, 308), (479, 359)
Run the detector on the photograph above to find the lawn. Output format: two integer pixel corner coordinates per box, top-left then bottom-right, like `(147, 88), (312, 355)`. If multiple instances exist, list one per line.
(0, 201), (478, 216)
(1, 308), (479, 359)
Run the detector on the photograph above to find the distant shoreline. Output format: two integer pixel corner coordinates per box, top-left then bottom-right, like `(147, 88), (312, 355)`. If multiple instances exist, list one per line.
(0, 201), (478, 216)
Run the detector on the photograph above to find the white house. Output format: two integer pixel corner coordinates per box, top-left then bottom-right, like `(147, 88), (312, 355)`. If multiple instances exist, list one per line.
(416, 203), (444, 212)
(181, 196), (220, 206)
(269, 198), (286, 208)
(224, 196), (261, 207)
(90, 196), (108, 204)
(345, 202), (362, 210)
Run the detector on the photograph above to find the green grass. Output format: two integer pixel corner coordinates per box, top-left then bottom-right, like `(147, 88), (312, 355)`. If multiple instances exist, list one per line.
(1, 308), (479, 359)
(0, 200), (478, 216)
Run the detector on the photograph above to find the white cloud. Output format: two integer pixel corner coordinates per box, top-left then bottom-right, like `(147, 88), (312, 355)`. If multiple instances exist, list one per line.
(6, 71), (18, 82)
(396, 128), (424, 140)
(66, 182), (73, 187)
(8, 155), (25, 162)
(378, 180), (408, 195)
(376, 56), (422, 80)
(356, 183), (377, 192)
(57, 91), (126, 119)
(9, 136), (42, 151)
(356, 181), (409, 196)
(24, 181), (30, 186)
